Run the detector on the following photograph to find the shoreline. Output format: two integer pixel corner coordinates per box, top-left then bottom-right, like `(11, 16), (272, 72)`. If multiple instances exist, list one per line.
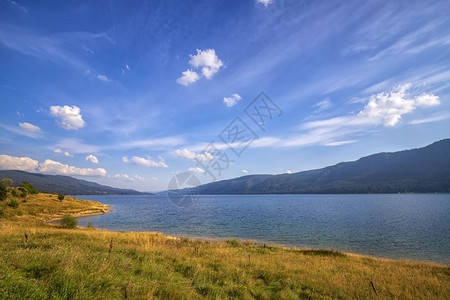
(74, 215), (449, 267)
(69, 197), (449, 267)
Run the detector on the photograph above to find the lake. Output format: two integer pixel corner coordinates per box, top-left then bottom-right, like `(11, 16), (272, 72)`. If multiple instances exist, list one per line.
(75, 194), (450, 264)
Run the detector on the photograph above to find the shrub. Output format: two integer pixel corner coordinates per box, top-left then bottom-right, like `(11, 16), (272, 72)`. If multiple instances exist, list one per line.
(87, 221), (93, 228)
(61, 214), (77, 229)
(58, 194), (65, 201)
(11, 189), (19, 197)
(0, 209), (4, 217)
(19, 182), (39, 194)
(8, 199), (19, 209)
(0, 183), (7, 201)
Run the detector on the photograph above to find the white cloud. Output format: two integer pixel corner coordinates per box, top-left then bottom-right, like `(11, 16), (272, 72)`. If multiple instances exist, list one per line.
(177, 49), (223, 85)
(38, 159), (106, 177)
(242, 169), (248, 174)
(175, 148), (214, 162)
(50, 105), (85, 130)
(112, 174), (145, 182)
(286, 170), (292, 174)
(0, 154), (106, 176)
(312, 98), (332, 112)
(324, 140), (356, 146)
(409, 111), (450, 125)
(176, 70), (200, 86)
(257, 0), (273, 8)
(188, 49), (224, 79)
(19, 122), (42, 133)
(223, 93), (242, 107)
(85, 154), (99, 164)
(0, 154), (38, 171)
(125, 64), (130, 70)
(123, 156), (168, 168)
(97, 74), (110, 82)
(150, 176), (159, 181)
(188, 167), (205, 173)
(6, 0), (28, 14)
(120, 136), (185, 150)
(357, 83), (439, 126)
(53, 149), (73, 157)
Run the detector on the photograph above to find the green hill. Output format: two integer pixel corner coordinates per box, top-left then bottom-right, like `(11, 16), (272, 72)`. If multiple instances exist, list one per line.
(0, 170), (146, 195)
(199, 139), (450, 194)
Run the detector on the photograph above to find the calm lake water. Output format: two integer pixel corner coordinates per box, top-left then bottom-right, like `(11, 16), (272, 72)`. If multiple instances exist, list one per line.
(75, 194), (450, 264)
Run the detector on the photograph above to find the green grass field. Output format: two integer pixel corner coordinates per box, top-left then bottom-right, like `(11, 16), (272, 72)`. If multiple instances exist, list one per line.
(0, 190), (449, 299)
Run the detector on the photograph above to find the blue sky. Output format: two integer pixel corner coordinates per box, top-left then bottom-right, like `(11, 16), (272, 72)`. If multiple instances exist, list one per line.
(1, 0), (449, 191)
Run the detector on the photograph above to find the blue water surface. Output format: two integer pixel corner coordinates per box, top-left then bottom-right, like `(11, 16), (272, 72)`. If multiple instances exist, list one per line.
(75, 194), (450, 264)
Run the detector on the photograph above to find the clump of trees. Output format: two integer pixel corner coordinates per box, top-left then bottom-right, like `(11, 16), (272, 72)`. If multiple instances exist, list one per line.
(58, 194), (65, 201)
(19, 181), (39, 194)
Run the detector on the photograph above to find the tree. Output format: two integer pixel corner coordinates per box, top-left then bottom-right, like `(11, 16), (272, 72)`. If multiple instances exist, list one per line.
(58, 194), (65, 201)
(0, 183), (7, 201)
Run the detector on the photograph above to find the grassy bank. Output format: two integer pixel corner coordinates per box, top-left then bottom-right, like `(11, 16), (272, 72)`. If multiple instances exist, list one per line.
(0, 192), (449, 299)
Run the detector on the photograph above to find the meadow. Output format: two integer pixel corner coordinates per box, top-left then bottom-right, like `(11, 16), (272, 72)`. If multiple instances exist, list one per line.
(0, 189), (448, 299)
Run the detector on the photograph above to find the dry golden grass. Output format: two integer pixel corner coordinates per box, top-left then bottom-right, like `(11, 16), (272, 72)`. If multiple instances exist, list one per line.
(0, 191), (449, 299)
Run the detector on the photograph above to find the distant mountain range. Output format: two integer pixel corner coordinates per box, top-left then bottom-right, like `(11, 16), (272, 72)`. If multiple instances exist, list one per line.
(0, 170), (146, 195)
(2, 139), (449, 195)
(198, 139), (450, 194)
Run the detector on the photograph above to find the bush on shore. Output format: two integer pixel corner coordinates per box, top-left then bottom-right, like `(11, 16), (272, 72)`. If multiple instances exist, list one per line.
(61, 214), (77, 229)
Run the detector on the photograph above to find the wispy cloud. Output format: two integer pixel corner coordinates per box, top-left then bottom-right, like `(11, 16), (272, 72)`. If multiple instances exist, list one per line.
(97, 74), (111, 82)
(6, 0), (28, 14)
(223, 93), (242, 107)
(54, 149), (73, 157)
(19, 122), (42, 133)
(256, 0), (273, 8)
(0, 122), (42, 139)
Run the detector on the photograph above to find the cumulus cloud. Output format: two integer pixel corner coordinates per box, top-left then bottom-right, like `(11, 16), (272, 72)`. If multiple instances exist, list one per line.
(0, 154), (38, 171)
(177, 49), (223, 85)
(189, 49), (224, 79)
(175, 148), (214, 162)
(357, 83), (439, 126)
(50, 105), (85, 130)
(38, 159), (106, 176)
(223, 93), (242, 107)
(19, 122), (42, 133)
(188, 167), (205, 173)
(85, 154), (99, 164)
(123, 155), (168, 168)
(0, 154), (106, 177)
(257, 0), (273, 8)
(176, 70), (200, 86)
